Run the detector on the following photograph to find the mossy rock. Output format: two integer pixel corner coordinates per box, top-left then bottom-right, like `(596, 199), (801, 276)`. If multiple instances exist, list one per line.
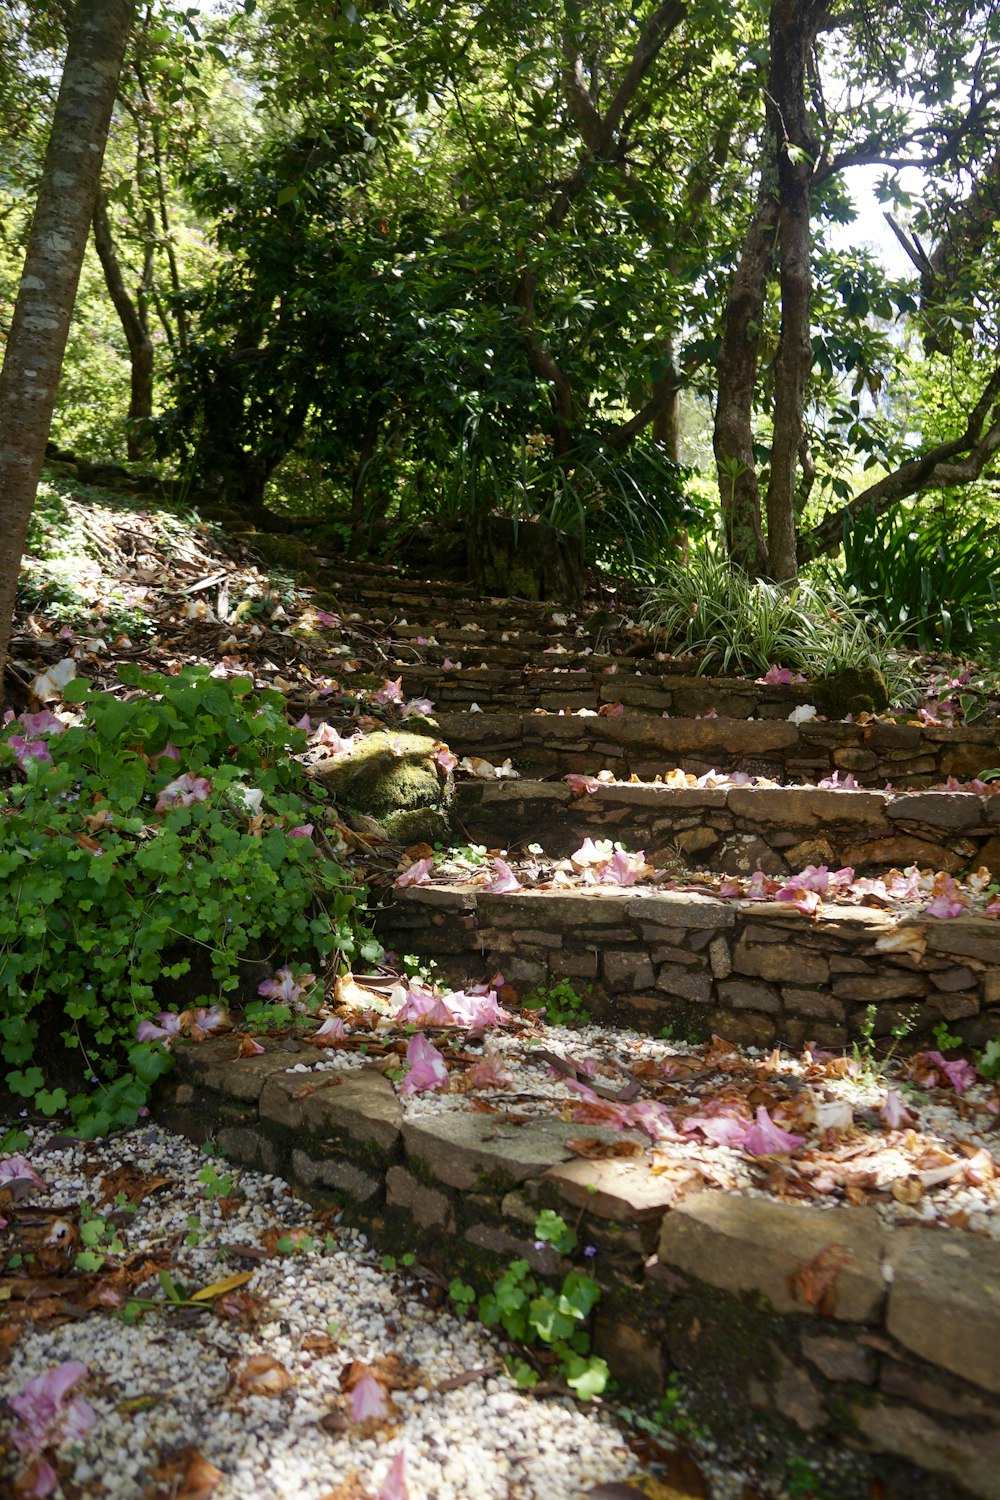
(311, 524), (349, 554)
(244, 532), (317, 575)
(467, 513), (585, 606)
(308, 730), (452, 842)
(811, 665), (889, 719)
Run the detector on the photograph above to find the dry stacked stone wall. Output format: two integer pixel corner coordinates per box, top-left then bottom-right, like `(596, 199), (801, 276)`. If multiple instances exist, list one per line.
(456, 782), (1000, 876)
(431, 712), (1000, 787)
(377, 887), (1000, 1050)
(154, 1038), (1000, 1500)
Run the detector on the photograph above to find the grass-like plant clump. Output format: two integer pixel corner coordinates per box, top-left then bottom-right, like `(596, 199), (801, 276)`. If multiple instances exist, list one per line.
(0, 664), (374, 1137)
(642, 547), (916, 706)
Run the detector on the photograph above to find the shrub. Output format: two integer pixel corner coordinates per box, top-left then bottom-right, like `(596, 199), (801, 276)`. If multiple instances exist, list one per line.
(0, 664), (372, 1136)
(642, 546), (915, 705)
(824, 505), (1000, 656)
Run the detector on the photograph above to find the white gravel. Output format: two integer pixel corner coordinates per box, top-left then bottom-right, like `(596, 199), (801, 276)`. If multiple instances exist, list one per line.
(0, 1123), (643, 1500)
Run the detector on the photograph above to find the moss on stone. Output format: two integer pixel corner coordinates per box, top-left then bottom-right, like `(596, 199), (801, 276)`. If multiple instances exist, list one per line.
(382, 806), (452, 845)
(245, 532), (317, 575)
(812, 665), (889, 719)
(312, 730), (444, 810)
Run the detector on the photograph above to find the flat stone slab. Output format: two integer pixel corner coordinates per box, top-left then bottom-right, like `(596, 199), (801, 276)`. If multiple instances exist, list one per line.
(259, 1068), (402, 1153)
(655, 1194), (890, 1322)
(886, 1230), (1000, 1395)
(852, 1402), (1000, 1500)
(401, 1109), (644, 1190)
(542, 1158), (700, 1220)
(173, 1035), (301, 1103)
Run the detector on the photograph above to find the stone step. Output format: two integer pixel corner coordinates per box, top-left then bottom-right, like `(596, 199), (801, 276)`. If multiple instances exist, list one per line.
(424, 710), (1000, 789)
(312, 562), (641, 616)
(313, 588), (605, 637)
(376, 883), (1000, 1051)
(454, 780), (1000, 877)
(385, 664), (814, 718)
(156, 1036), (1000, 1500)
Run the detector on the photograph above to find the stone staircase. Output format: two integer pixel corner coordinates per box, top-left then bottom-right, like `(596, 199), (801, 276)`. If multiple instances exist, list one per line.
(303, 557), (1000, 1055)
(157, 550), (1000, 1500)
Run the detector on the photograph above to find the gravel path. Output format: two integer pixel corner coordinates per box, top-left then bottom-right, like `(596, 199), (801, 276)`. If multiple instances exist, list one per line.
(0, 1122), (682, 1500)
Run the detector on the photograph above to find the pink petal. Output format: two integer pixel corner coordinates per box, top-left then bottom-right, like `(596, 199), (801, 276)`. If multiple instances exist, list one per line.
(564, 773), (602, 797)
(192, 1006), (228, 1033)
(682, 1111), (751, 1147)
(9, 736), (53, 768)
(774, 883), (821, 914)
(17, 711), (65, 736)
(377, 1450), (410, 1500)
(923, 1050), (978, 1093)
(399, 1033), (450, 1094)
(14, 1456), (58, 1498)
(600, 849), (646, 887)
(926, 894), (965, 919)
(311, 1015), (349, 1042)
(470, 1050), (514, 1088)
(350, 1370), (389, 1422)
(484, 858), (522, 894)
(881, 1088), (916, 1129)
(371, 676), (404, 705)
(434, 746), (458, 773)
(395, 857), (434, 888)
(402, 697), (435, 717)
(0, 1156), (45, 1189)
(288, 823), (314, 838)
(742, 1107), (805, 1156)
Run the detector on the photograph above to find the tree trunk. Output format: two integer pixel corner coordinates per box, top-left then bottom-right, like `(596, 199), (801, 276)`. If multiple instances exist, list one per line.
(93, 188), (154, 459)
(713, 185), (778, 576)
(0, 0), (135, 701)
(762, 0), (821, 582)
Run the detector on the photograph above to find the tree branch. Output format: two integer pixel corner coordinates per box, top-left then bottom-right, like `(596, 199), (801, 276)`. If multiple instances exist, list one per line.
(799, 362), (1000, 559)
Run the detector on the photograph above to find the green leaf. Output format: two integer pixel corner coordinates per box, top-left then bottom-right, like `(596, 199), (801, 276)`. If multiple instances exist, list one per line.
(564, 1355), (609, 1400)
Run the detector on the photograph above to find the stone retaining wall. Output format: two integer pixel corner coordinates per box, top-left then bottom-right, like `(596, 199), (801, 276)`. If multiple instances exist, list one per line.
(433, 712), (1000, 788)
(398, 667), (814, 716)
(377, 886), (1000, 1049)
(153, 1038), (1000, 1500)
(456, 781), (1000, 875)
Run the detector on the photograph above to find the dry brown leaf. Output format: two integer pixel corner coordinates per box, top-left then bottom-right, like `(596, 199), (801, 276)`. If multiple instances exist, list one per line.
(177, 1448), (225, 1500)
(565, 1137), (645, 1159)
(98, 1165), (173, 1206)
(317, 1470), (372, 1500)
(891, 1176), (924, 1204)
(236, 1354), (294, 1395)
(301, 1332), (340, 1356)
(787, 1244), (853, 1316)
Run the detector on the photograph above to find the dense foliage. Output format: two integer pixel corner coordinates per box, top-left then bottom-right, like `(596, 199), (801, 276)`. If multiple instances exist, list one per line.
(4, 0), (1000, 589)
(0, 665), (372, 1137)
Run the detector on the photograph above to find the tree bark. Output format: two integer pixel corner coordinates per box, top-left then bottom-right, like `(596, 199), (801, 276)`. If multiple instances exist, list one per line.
(0, 0), (135, 700)
(799, 362), (1000, 561)
(92, 188), (154, 459)
(713, 185), (777, 576)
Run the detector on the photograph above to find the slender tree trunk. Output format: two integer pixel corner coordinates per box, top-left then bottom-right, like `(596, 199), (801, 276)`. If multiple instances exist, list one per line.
(651, 336), (681, 462)
(763, 0), (820, 582)
(713, 185), (778, 576)
(93, 189), (154, 459)
(0, 0), (135, 699)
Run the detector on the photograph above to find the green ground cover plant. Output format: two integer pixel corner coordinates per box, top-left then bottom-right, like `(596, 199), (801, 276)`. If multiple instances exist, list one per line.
(0, 663), (372, 1137)
(462, 1210), (608, 1400)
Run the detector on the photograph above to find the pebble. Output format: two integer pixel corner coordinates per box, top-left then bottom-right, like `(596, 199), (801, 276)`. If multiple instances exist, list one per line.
(0, 1123), (642, 1500)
